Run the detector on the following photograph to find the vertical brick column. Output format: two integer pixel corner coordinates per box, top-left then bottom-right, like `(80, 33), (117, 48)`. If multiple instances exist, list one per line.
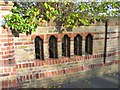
(70, 34), (74, 56)
(44, 34), (49, 59)
(0, 1), (15, 66)
(0, 1), (17, 89)
(58, 34), (62, 57)
(82, 35), (86, 55)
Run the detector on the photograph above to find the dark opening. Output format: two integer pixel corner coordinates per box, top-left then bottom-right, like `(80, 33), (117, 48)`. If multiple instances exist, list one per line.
(49, 35), (58, 59)
(85, 34), (93, 55)
(62, 34), (70, 57)
(35, 36), (44, 60)
(74, 34), (82, 55)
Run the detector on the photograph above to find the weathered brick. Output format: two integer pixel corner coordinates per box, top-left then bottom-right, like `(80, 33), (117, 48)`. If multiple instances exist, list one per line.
(2, 80), (9, 88)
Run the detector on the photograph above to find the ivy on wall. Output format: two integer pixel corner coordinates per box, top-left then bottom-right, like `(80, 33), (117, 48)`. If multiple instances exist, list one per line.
(4, 2), (119, 34)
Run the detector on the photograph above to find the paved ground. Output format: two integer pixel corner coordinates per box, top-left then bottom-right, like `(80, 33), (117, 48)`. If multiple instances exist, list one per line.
(61, 72), (120, 88)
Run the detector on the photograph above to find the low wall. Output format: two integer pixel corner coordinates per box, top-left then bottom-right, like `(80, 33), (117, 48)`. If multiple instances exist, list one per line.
(0, 1), (119, 89)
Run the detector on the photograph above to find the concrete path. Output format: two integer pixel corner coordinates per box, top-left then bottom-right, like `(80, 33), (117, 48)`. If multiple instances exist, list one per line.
(61, 72), (120, 88)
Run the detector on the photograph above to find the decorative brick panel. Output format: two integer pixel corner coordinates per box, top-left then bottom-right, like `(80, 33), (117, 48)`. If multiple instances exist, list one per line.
(61, 33), (71, 39)
(46, 34), (59, 40)
(73, 33), (83, 38)
(31, 34), (44, 41)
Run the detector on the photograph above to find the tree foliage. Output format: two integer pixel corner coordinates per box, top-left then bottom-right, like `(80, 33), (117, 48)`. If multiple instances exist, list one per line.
(4, 2), (120, 34)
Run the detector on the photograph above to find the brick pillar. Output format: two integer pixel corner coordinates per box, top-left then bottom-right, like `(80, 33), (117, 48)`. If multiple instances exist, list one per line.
(0, 1), (17, 89)
(44, 34), (49, 59)
(0, 1), (15, 66)
(58, 34), (62, 57)
(82, 36), (86, 55)
(70, 35), (74, 56)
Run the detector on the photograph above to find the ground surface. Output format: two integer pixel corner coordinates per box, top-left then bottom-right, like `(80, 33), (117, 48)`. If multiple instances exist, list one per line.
(61, 72), (120, 88)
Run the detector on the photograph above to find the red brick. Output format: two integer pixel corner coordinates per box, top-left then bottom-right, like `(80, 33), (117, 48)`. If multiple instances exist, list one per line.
(62, 59), (65, 63)
(12, 67), (16, 72)
(44, 60), (47, 65)
(23, 64), (26, 68)
(48, 72), (51, 76)
(57, 70), (60, 75)
(32, 63), (34, 67)
(26, 75), (29, 80)
(9, 54), (14, 58)
(66, 58), (69, 62)
(53, 60), (56, 64)
(1, 6), (13, 10)
(23, 76), (25, 80)
(57, 59), (61, 64)
(2, 80), (9, 88)
(26, 63), (28, 67)
(56, 60), (58, 64)
(52, 71), (55, 76)
(11, 80), (17, 87)
(35, 61), (38, 66)
(64, 69), (67, 73)
(45, 72), (48, 77)
(19, 64), (21, 68)
(115, 61), (118, 64)
(88, 56), (90, 59)
(70, 68), (73, 72)
(8, 67), (11, 72)
(35, 73), (39, 79)
(56, 71), (59, 75)
(39, 61), (43, 66)
(68, 58), (71, 62)
(99, 63), (103, 66)
(40, 73), (44, 78)
(4, 68), (7, 72)
(73, 68), (76, 72)
(0, 68), (3, 73)
(118, 60), (120, 63)
(88, 65), (91, 69)
(29, 63), (32, 67)
(54, 71), (57, 76)
(50, 60), (53, 65)
(2, 55), (9, 59)
(16, 65), (18, 69)
(97, 54), (99, 58)
(81, 66), (84, 70)
(15, 42), (22, 45)
(73, 68), (75, 72)
(51, 71), (54, 76)
(89, 55), (92, 59)
(59, 70), (62, 74)
(49, 72), (52, 76)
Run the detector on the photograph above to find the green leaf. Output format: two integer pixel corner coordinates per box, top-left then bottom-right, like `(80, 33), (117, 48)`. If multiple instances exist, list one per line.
(41, 20), (46, 23)
(44, 3), (48, 9)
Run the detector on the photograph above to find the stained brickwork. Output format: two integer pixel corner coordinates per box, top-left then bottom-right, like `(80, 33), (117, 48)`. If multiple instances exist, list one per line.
(0, 1), (119, 89)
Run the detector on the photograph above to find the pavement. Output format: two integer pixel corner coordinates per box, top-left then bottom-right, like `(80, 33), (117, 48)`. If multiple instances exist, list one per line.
(61, 72), (120, 88)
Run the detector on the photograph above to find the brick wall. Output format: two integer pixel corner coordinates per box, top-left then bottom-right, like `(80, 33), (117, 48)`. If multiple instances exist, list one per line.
(0, 1), (17, 89)
(0, 1), (119, 89)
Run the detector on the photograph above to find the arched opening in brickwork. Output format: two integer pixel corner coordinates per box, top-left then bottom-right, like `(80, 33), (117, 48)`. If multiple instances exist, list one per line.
(35, 36), (44, 60)
(62, 34), (70, 57)
(74, 34), (82, 55)
(49, 35), (58, 59)
(85, 34), (93, 55)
